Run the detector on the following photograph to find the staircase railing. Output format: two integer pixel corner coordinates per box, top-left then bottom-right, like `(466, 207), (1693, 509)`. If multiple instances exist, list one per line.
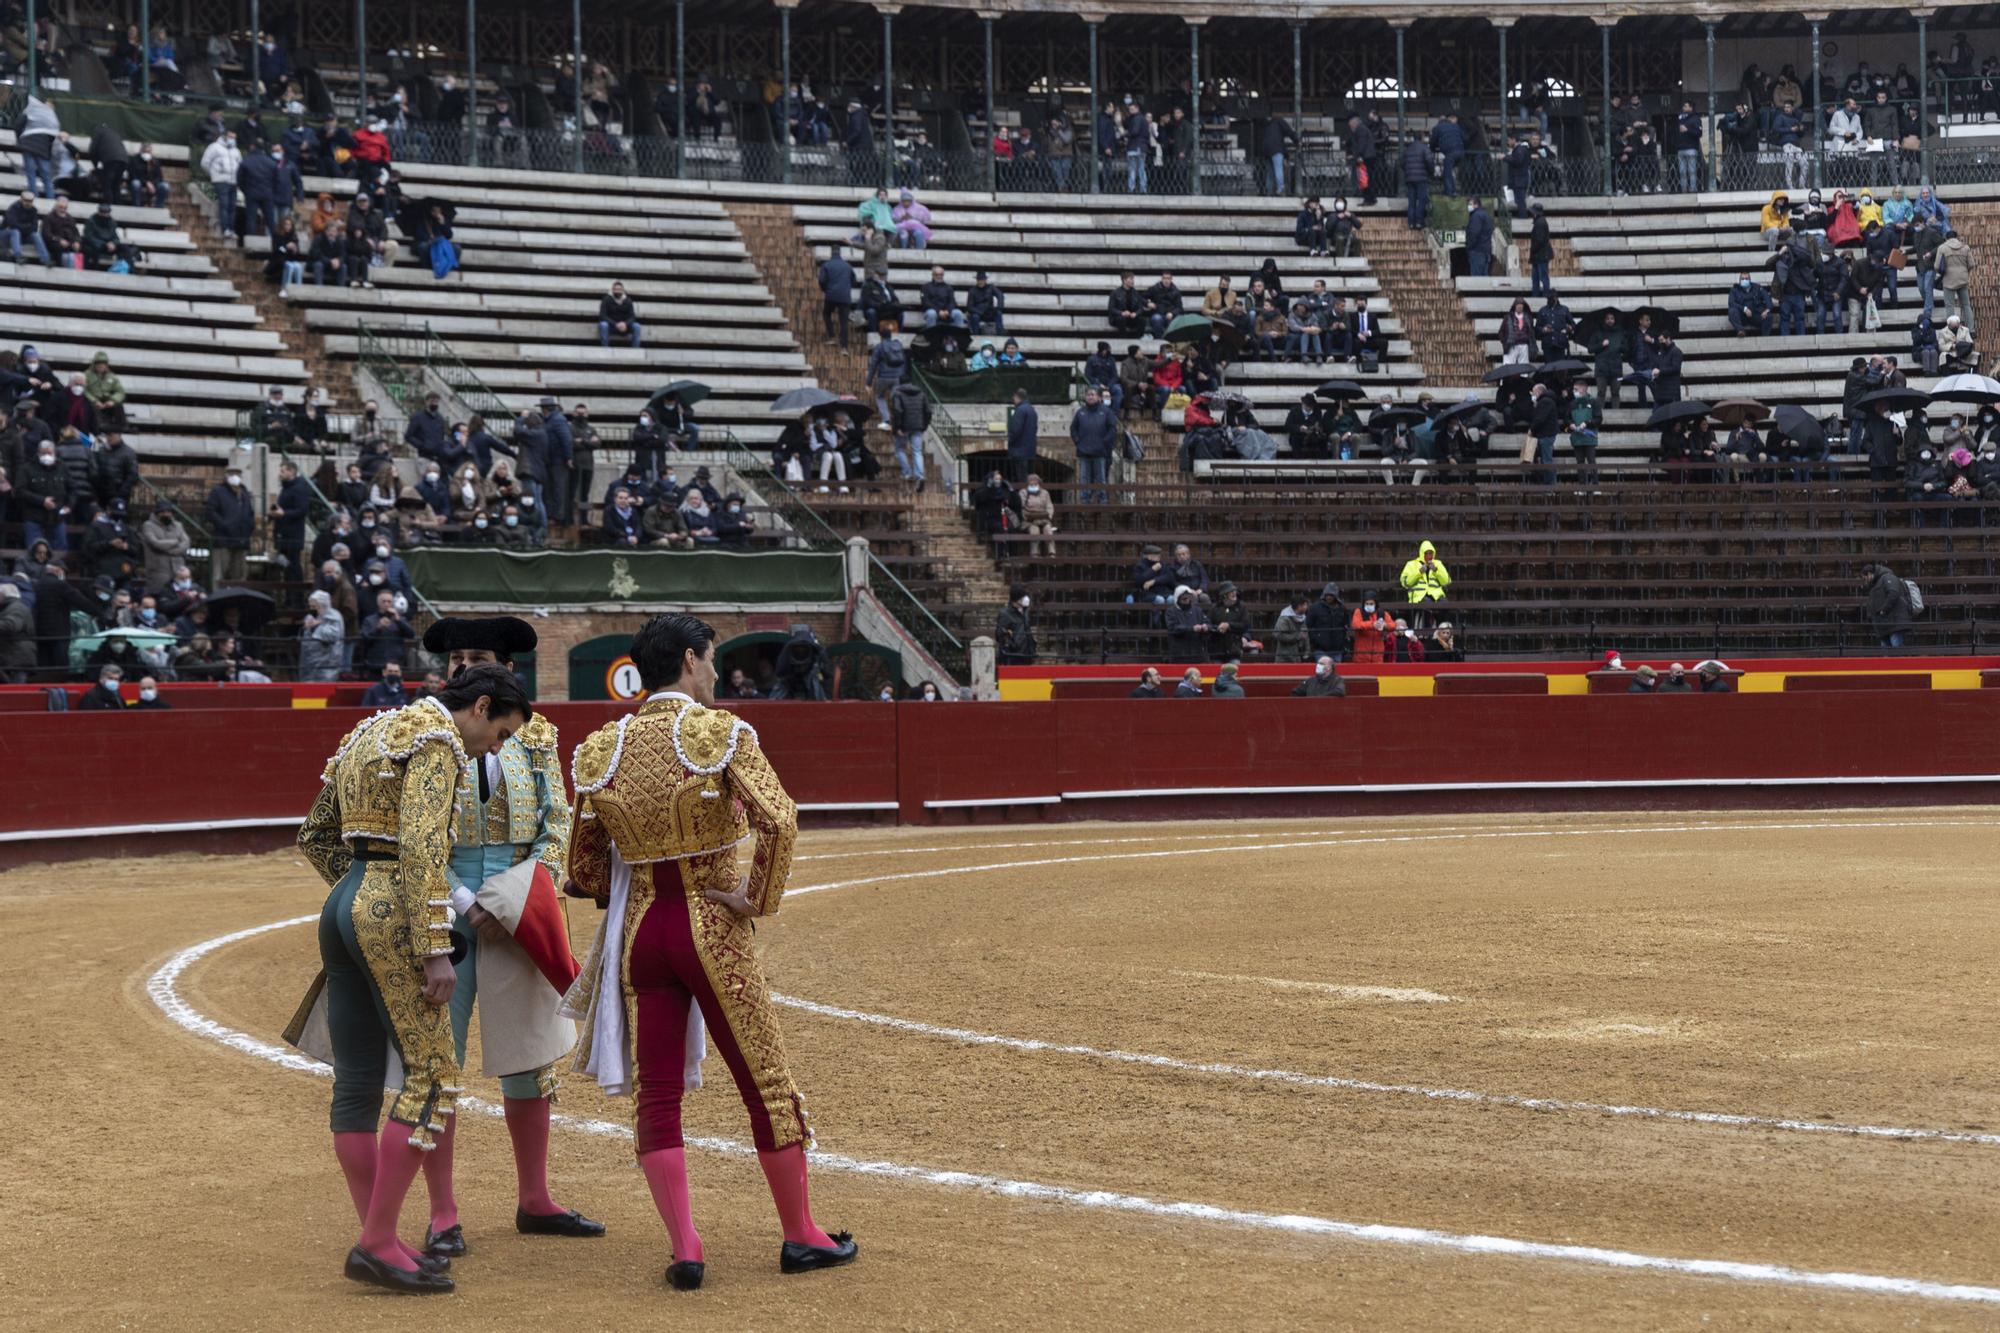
(867, 552), (966, 679)
(725, 441), (845, 552)
(134, 473), (211, 544)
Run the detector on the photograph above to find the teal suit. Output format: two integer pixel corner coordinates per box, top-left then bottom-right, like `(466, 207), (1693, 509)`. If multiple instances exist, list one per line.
(444, 714), (571, 1099)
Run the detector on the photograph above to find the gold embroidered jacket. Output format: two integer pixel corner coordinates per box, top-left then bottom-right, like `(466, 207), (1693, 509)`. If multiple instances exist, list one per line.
(298, 698), (469, 958)
(565, 692), (795, 912)
(449, 712), (570, 880)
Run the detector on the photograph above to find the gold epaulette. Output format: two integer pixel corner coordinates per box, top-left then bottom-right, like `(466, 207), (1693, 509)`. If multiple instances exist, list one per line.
(673, 703), (754, 775)
(572, 718), (628, 796)
(514, 711), (559, 754)
(376, 700), (470, 766)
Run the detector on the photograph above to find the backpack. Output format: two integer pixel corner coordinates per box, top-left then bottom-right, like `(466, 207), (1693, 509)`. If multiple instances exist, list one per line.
(876, 339), (906, 375)
(1122, 430), (1145, 462)
(1905, 579), (1925, 614)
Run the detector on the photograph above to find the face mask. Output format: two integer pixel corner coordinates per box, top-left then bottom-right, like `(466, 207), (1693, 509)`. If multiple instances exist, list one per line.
(424, 472), (439, 483)
(139, 608), (156, 624)
(1316, 664), (1331, 677)
(38, 453), (54, 466)
(71, 384), (83, 396)
(383, 675), (401, 687)
(1027, 484), (1041, 493)
(139, 687), (157, 702)
(1364, 603), (1376, 613)
(1019, 597), (1031, 609)
(639, 415), (651, 426)
(521, 498), (536, 510)
(505, 515), (519, 527)
(727, 504), (742, 514)
(227, 474), (242, 487)
(473, 518), (488, 530)
(368, 573), (384, 585)
(104, 679), (121, 697)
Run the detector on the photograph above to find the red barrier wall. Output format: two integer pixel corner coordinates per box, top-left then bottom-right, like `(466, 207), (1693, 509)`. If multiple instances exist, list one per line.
(6, 693), (1998, 863)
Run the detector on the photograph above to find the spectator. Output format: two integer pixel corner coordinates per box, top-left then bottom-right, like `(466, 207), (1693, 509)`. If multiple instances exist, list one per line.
(1348, 591), (1390, 663)
(816, 243), (856, 350)
(1941, 314), (1977, 372)
(1174, 667), (1206, 698)
(1291, 654), (1346, 697)
(1400, 136), (1431, 230)
(892, 189), (932, 249)
(1107, 272), (1146, 339)
(78, 663), (129, 709)
(41, 198), (82, 268)
(915, 265), (966, 331)
(1163, 586), (1211, 658)
(996, 585), (1036, 664)
(357, 590), (413, 680)
(998, 338), (1028, 367)
(1006, 389), (1039, 484)
(18, 95), (61, 200)
(1385, 618), (1426, 663)
(1627, 664), (1659, 694)
(1937, 229), (1977, 331)
(1426, 621), (1464, 662)
(1525, 205), (1554, 297)
(131, 502), (185, 593)
(1729, 272), (1776, 336)
(1350, 298), (1384, 367)
(867, 330), (909, 425)
(1143, 272), (1184, 339)
(297, 589), (344, 681)
(1209, 582), (1260, 660)
(598, 280), (642, 348)
(1498, 297), (1534, 365)
(202, 465), (253, 586)
(603, 486), (643, 546)
(856, 186), (895, 236)
(32, 558), (98, 675)
(0, 583), (33, 683)
(1771, 101), (1807, 190)
(1758, 192), (1793, 250)
(1018, 473), (1056, 557)
(1912, 314), (1941, 375)
(1271, 593), (1312, 661)
(358, 657), (407, 705)
(1697, 661), (1735, 693)
(1465, 198), (1494, 278)
(1657, 662), (1695, 693)
(1305, 582), (1348, 660)
(1129, 667), (1165, 698)
(272, 460), (310, 581)
(1212, 661), (1246, 698)
(1649, 330), (1685, 405)
(19, 436), (71, 551)
(1398, 541), (1451, 625)
(1068, 385), (1118, 504)
(679, 489), (720, 544)
(886, 379), (933, 491)
(4, 191), (50, 266)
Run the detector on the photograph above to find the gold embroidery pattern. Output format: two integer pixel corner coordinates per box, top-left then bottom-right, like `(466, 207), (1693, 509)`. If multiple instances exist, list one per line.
(297, 780), (354, 886)
(351, 863), (460, 1139)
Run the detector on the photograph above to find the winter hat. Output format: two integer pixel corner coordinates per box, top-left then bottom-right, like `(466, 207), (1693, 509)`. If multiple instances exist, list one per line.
(1602, 649), (1624, 669)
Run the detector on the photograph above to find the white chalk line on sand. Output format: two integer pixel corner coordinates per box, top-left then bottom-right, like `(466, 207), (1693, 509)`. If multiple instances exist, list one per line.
(782, 816), (2000, 898)
(147, 914), (2000, 1306)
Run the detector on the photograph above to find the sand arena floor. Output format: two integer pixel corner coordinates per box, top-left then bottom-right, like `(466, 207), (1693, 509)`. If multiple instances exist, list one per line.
(4, 809), (1999, 1330)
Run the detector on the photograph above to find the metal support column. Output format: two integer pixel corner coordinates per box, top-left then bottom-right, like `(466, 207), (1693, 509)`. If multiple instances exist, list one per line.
(1704, 21), (1717, 189)
(1394, 23), (1407, 148)
(882, 8), (895, 191)
(356, 0), (367, 123)
(466, 0), (479, 167)
(1811, 17), (1824, 189)
(140, 0), (150, 99)
(1088, 19), (1104, 195)
(1292, 22), (1304, 129)
(988, 16), (1000, 193)
(22, 0), (32, 96)
(1189, 21), (1202, 193)
(250, 0), (260, 102)
(1497, 21), (1509, 152)
(780, 5), (792, 184)
(571, 0), (583, 172)
(1600, 20), (1613, 195)
(675, 0), (686, 176)
(1918, 12), (1932, 183)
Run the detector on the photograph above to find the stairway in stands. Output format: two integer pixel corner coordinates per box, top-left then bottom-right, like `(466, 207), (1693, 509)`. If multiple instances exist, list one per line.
(724, 201), (868, 397)
(1358, 225), (1488, 385)
(166, 177), (357, 410)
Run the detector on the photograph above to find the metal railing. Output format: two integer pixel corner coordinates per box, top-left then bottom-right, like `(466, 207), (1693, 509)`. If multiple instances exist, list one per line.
(867, 551), (966, 679)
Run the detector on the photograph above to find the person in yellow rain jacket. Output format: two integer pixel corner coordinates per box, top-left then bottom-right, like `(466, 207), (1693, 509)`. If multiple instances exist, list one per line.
(1399, 540), (1451, 628)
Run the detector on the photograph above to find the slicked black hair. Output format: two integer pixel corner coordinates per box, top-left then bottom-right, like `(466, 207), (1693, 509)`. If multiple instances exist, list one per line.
(633, 613), (717, 691)
(432, 661), (532, 721)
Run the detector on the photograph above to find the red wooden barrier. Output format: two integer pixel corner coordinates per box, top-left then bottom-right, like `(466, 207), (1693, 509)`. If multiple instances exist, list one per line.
(1050, 676), (1380, 699)
(1783, 673), (1932, 691)
(1432, 673), (1549, 695)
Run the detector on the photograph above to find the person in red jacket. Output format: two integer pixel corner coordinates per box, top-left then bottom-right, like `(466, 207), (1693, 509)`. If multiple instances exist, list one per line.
(350, 119), (392, 186)
(1348, 590), (1390, 663)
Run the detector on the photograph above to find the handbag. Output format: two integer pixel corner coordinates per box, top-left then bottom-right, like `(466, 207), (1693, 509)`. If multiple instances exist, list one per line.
(1887, 247), (1907, 270)
(1516, 434), (1538, 464)
(1163, 391), (1190, 412)
(1864, 295), (1882, 333)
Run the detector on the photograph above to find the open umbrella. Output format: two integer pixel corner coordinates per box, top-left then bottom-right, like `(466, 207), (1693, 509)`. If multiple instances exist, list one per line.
(1481, 362), (1539, 383)
(1708, 398), (1769, 427)
(1855, 386), (1933, 412)
(650, 380), (711, 408)
(1772, 404), (1825, 449)
(1432, 399), (1492, 428)
(1586, 305), (1626, 328)
(202, 587), (278, 633)
(1367, 406), (1428, 431)
(771, 386), (841, 414)
(1928, 372), (2000, 404)
(1632, 306), (1681, 335)
(1535, 359), (1590, 379)
(1163, 313), (1214, 344)
(1647, 399), (1713, 426)
(1314, 379), (1367, 401)
(68, 627), (178, 672)
(808, 394), (876, 424)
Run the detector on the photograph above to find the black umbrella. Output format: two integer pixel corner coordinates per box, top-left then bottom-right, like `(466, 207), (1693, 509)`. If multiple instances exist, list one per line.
(809, 394), (876, 423)
(1648, 399), (1713, 426)
(1632, 306), (1681, 335)
(1314, 379), (1367, 401)
(1481, 363), (1539, 384)
(771, 386), (840, 414)
(1772, 404), (1825, 449)
(202, 587), (278, 633)
(649, 379), (711, 407)
(1855, 386), (1933, 412)
(1432, 399), (1491, 428)
(1586, 305), (1625, 327)
(1367, 406), (1429, 430)
(1535, 359), (1590, 379)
